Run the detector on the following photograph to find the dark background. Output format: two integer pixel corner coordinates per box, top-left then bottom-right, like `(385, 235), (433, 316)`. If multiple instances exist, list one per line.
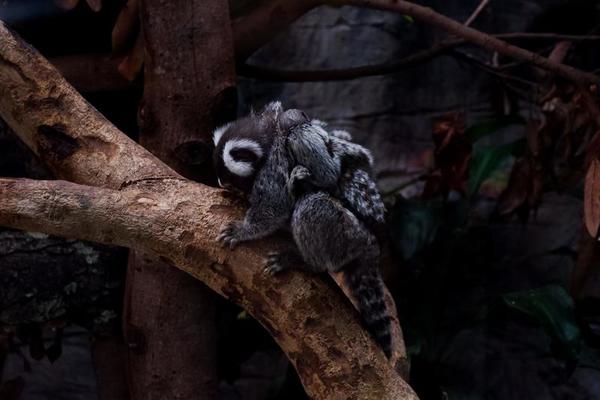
(1, 1), (600, 399)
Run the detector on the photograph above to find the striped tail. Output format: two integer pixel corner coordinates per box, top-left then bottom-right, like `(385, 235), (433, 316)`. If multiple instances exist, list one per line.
(344, 257), (392, 358)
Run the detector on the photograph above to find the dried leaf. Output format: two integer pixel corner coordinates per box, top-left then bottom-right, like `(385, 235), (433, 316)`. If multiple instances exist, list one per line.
(54, 0), (79, 10)
(117, 33), (144, 81)
(525, 120), (543, 158)
(112, 0), (140, 56)
(85, 0), (102, 12)
(570, 228), (600, 298)
(585, 130), (600, 168)
(584, 159), (600, 238)
(423, 113), (471, 198)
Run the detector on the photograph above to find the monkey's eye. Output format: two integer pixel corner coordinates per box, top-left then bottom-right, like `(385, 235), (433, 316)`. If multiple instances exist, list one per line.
(230, 148), (260, 163)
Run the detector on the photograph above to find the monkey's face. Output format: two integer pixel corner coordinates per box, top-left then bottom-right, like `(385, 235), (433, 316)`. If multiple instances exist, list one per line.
(212, 101), (311, 195)
(212, 102), (282, 194)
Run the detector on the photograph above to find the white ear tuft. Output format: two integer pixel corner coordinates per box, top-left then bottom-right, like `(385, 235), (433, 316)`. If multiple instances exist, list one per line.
(263, 101), (283, 120)
(213, 123), (232, 146)
(223, 139), (264, 177)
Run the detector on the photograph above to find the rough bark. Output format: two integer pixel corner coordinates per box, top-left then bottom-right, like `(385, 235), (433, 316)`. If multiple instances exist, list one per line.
(121, 2), (237, 399)
(0, 178), (418, 400)
(0, 20), (416, 399)
(139, 0), (236, 182)
(0, 23), (178, 187)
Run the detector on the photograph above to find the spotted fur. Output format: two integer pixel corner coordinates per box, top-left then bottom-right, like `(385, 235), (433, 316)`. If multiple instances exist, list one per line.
(265, 165), (392, 357)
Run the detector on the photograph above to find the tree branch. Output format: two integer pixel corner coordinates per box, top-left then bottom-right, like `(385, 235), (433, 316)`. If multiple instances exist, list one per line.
(0, 22), (178, 188)
(239, 33), (600, 82)
(231, 0), (599, 85)
(335, 0), (599, 85)
(0, 177), (418, 400)
(463, 0), (489, 27)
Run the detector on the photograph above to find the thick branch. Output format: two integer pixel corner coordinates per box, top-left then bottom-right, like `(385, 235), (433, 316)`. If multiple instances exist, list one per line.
(0, 178), (418, 400)
(0, 21), (178, 188)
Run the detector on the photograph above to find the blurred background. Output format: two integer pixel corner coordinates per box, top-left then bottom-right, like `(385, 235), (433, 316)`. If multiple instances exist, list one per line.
(1, 0), (600, 399)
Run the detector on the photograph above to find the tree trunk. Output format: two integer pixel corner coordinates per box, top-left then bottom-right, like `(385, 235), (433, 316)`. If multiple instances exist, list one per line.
(123, 1), (236, 399)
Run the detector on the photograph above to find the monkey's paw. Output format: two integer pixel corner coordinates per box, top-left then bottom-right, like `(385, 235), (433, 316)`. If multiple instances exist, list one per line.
(290, 165), (311, 181)
(263, 252), (289, 275)
(217, 221), (244, 250)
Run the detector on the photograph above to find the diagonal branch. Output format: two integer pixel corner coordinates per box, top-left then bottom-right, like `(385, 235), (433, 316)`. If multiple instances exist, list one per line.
(233, 0), (599, 86)
(239, 33), (600, 82)
(0, 22), (178, 188)
(336, 0), (600, 85)
(463, 0), (490, 27)
(0, 177), (418, 400)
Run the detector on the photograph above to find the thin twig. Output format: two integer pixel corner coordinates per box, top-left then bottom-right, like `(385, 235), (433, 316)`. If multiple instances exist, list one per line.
(452, 49), (539, 87)
(334, 0), (600, 85)
(464, 0), (490, 27)
(240, 33), (600, 82)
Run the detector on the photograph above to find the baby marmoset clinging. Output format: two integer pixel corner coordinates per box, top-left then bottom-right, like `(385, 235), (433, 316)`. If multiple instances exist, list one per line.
(213, 101), (392, 357)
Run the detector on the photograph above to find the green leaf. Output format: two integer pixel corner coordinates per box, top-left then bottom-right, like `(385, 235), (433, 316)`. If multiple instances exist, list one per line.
(402, 15), (414, 23)
(502, 285), (582, 360)
(389, 200), (441, 259)
(468, 139), (525, 196)
(469, 147), (511, 195)
(465, 115), (525, 143)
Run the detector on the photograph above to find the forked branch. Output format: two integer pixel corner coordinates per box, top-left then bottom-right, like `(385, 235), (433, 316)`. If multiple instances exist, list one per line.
(0, 21), (414, 399)
(0, 177), (416, 400)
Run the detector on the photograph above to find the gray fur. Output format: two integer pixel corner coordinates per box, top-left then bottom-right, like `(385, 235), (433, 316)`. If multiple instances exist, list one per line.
(265, 165), (392, 357)
(289, 123), (386, 237)
(286, 123), (340, 189)
(214, 105), (392, 358)
(218, 132), (292, 248)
